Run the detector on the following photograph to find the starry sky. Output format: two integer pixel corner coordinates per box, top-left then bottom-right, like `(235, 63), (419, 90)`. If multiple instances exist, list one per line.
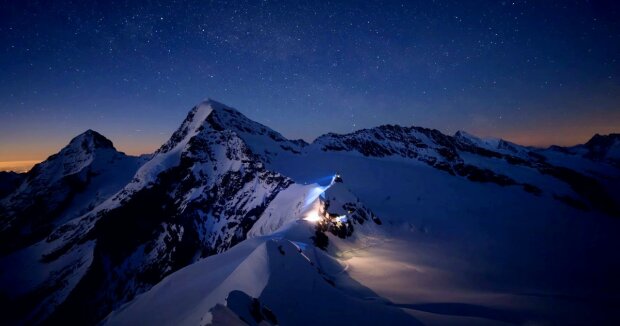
(1, 0), (619, 168)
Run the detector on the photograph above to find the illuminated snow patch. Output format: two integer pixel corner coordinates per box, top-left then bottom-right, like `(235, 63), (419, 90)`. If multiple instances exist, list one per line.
(335, 215), (348, 223)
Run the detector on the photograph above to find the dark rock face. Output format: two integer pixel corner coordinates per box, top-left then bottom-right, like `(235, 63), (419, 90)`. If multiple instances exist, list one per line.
(540, 166), (619, 217)
(311, 182), (382, 249)
(317, 125), (461, 163)
(0, 171), (25, 199)
(79, 129), (115, 150)
(316, 125), (465, 181)
(583, 133), (620, 163)
(453, 163), (517, 186)
(0, 170), (88, 255)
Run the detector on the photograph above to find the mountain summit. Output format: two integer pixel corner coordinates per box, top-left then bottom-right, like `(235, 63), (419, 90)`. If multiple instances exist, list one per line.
(70, 129), (115, 150)
(582, 133), (620, 163)
(160, 99), (306, 156)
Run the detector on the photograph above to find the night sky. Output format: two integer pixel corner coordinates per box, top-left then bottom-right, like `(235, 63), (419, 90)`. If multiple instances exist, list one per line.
(1, 0), (619, 168)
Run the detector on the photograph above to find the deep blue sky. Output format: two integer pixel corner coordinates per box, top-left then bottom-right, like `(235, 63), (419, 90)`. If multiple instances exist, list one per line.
(1, 0), (619, 163)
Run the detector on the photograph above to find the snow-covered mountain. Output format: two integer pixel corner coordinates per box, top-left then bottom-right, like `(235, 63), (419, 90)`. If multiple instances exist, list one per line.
(0, 130), (146, 254)
(0, 101), (298, 324)
(1, 99), (619, 325)
(454, 130), (535, 160)
(305, 125), (619, 217)
(547, 133), (620, 165)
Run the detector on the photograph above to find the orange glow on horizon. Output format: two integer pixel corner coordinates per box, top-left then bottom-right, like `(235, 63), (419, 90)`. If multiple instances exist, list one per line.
(0, 160), (42, 173)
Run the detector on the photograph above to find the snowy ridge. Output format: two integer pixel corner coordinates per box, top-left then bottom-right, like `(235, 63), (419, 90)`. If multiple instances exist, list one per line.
(313, 124), (461, 168)
(454, 130), (532, 159)
(201, 99), (308, 161)
(119, 99), (305, 198)
(247, 183), (323, 238)
(307, 124), (620, 216)
(104, 175), (389, 325)
(104, 238), (271, 326)
(126, 102), (214, 192)
(310, 125), (543, 196)
(106, 237), (416, 326)
(30, 129), (113, 183)
(6, 129), (113, 198)
(562, 133), (620, 164)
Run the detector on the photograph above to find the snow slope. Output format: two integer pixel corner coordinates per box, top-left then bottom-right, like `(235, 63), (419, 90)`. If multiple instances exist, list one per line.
(264, 146), (620, 324)
(106, 180), (414, 326)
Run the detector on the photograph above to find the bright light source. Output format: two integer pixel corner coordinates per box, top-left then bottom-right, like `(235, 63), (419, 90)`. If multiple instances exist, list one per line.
(304, 212), (322, 223)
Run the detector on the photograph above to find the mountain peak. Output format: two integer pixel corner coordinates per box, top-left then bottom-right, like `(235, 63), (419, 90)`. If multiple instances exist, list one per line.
(199, 98), (235, 111)
(68, 129), (115, 152)
(581, 133), (620, 162)
(26, 130), (118, 182)
(192, 98), (247, 132)
(454, 130), (473, 138)
(585, 133), (620, 147)
(159, 99), (306, 158)
(187, 98), (242, 124)
(454, 130), (500, 146)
